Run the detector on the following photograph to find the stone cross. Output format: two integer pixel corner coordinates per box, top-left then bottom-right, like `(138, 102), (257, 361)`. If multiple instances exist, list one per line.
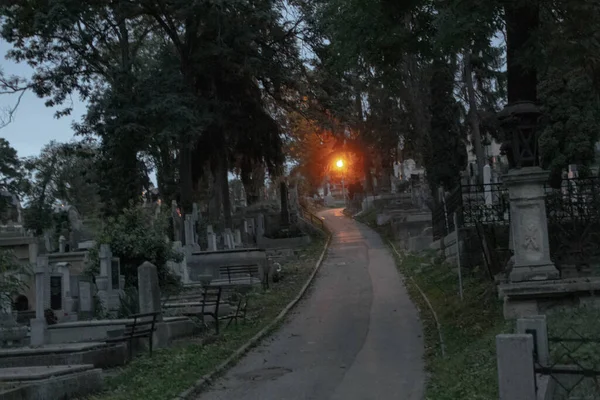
(137, 262), (162, 321)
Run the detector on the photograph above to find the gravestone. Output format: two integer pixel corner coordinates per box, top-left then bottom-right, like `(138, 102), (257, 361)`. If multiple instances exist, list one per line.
(78, 280), (93, 318)
(58, 235), (66, 253)
(234, 229), (242, 247)
(30, 256), (49, 346)
(137, 262), (162, 321)
(256, 214), (265, 239)
(224, 229), (234, 250)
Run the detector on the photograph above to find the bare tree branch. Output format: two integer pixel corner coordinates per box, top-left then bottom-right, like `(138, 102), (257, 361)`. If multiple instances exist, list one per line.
(0, 68), (31, 129)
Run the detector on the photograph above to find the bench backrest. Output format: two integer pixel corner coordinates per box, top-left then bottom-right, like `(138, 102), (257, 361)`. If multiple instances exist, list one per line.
(201, 286), (223, 312)
(219, 264), (260, 283)
(124, 312), (159, 336)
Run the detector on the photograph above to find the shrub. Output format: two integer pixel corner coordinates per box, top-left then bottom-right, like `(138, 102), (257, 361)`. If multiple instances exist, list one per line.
(87, 204), (183, 290)
(0, 249), (30, 307)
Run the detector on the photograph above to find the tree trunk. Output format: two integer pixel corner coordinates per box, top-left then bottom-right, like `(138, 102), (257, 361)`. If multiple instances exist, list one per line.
(280, 181), (290, 228)
(504, 2), (539, 104)
(464, 52), (485, 183)
(219, 155), (232, 229)
(179, 142), (193, 214)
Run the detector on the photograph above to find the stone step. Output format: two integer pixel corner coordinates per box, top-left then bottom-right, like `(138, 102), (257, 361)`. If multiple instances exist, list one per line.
(0, 365), (102, 400)
(0, 342), (126, 369)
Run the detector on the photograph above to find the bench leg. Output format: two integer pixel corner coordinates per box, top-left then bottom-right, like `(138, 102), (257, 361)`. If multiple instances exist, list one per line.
(128, 338), (133, 361)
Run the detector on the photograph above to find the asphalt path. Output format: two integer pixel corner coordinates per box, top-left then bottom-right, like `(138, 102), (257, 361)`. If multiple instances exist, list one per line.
(197, 208), (425, 400)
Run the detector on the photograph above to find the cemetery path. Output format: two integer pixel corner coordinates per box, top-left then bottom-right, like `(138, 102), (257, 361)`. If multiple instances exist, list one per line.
(196, 208), (425, 400)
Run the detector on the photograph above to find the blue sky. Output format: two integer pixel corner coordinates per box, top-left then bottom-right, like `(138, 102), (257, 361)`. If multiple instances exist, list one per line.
(0, 40), (87, 158)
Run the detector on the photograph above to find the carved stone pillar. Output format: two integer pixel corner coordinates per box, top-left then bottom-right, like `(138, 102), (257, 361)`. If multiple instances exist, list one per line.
(504, 167), (559, 282)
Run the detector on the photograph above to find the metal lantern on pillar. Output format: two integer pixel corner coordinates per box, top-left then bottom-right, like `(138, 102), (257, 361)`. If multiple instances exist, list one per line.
(498, 101), (542, 170)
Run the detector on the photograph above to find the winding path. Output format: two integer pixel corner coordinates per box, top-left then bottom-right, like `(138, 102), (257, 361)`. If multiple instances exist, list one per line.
(197, 208), (425, 400)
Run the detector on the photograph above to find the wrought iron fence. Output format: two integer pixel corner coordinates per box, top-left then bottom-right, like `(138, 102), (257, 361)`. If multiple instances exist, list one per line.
(546, 176), (600, 275)
(432, 182), (510, 240)
(535, 317), (600, 399)
(299, 206), (324, 231)
(461, 183), (510, 227)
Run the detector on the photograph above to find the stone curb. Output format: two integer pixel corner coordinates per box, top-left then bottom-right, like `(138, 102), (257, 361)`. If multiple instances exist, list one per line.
(388, 241), (446, 358)
(172, 231), (332, 400)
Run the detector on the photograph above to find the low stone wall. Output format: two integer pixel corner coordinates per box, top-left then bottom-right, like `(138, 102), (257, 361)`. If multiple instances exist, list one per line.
(47, 316), (190, 344)
(431, 225), (509, 269)
(0, 343), (127, 369)
(0, 367), (102, 400)
(256, 235), (311, 249)
(186, 249), (268, 282)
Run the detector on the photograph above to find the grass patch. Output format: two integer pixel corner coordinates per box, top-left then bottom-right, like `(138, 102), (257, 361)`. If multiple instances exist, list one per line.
(86, 237), (326, 400)
(387, 244), (511, 400)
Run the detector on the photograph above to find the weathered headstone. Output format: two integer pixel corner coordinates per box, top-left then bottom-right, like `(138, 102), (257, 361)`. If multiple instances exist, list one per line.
(184, 214), (194, 246)
(256, 214), (265, 239)
(137, 262), (162, 321)
(234, 229), (242, 247)
(59, 235), (66, 253)
(78, 280), (93, 315)
(496, 334), (536, 400)
(224, 229), (234, 249)
(30, 256), (48, 346)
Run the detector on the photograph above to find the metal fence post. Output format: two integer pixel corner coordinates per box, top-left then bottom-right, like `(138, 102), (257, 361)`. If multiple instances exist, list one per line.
(453, 212), (463, 300)
(497, 334), (537, 400)
(516, 315), (550, 367)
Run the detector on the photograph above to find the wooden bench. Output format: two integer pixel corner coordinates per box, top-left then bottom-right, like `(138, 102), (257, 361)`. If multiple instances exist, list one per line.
(163, 286), (224, 334)
(105, 312), (159, 359)
(219, 264), (262, 285)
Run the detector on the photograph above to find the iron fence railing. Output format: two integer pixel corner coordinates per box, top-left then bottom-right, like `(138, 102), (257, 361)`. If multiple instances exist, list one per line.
(546, 176), (600, 273)
(299, 207), (324, 231)
(535, 325), (600, 399)
(432, 182), (510, 240)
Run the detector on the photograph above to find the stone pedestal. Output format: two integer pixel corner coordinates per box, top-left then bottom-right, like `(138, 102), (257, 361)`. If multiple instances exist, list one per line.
(503, 167), (559, 282)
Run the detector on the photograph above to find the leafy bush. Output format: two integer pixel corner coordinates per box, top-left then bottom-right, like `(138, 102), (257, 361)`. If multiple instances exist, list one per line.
(87, 204), (183, 290)
(118, 287), (139, 318)
(0, 250), (31, 306)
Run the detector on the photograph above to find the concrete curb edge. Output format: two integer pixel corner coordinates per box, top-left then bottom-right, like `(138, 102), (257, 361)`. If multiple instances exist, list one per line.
(173, 231), (332, 400)
(388, 241), (446, 358)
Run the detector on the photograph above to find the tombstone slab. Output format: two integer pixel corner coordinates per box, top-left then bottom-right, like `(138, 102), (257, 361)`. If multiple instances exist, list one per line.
(137, 262), (162, 321)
